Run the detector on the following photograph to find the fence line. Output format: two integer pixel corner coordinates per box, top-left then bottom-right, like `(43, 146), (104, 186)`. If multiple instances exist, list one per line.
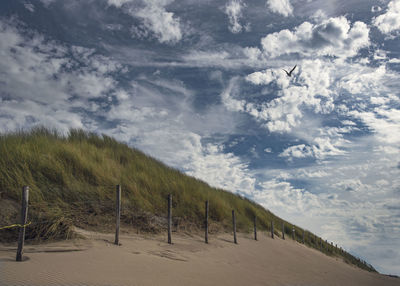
(1, 184), (360, 266)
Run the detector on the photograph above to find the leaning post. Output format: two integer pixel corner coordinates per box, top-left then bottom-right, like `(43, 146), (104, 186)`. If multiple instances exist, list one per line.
(205, 200), (209, 244)
(232, 210), (237, 244)
(16, 186), (29, 261)
(114, 184), (121, 245)
(271, 221), (274, 239)
(168, 194), (172, 244)
(254, 216), (257, 241)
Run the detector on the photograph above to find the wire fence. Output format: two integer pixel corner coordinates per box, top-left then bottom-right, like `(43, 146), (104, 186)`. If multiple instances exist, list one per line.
(0, 185), (374, 271)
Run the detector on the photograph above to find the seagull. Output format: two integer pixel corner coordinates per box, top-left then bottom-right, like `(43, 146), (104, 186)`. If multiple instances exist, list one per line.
(282, 65), (297, 77)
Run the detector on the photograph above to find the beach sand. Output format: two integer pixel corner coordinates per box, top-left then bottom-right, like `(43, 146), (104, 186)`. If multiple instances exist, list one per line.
(1, 229), (399, 286)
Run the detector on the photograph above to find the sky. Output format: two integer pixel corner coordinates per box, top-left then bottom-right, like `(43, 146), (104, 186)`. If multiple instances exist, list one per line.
(0, 0), (400, 275)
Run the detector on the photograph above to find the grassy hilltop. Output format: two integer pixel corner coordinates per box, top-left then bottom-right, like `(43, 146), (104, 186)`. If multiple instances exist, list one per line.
(0, 128), (375, 272)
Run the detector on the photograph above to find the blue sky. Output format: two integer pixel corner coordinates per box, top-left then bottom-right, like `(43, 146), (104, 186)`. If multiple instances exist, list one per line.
(1, 0), (400, 275)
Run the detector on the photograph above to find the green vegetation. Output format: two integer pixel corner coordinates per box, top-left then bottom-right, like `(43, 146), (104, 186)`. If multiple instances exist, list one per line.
(0, 127), (375, 272)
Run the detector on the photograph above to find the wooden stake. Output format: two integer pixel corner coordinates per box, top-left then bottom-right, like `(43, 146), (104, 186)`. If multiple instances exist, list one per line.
(282, 222), (285, 240)
(292, 226), (295, 241)
(205, 200), (209, 244)
(168, 194), (172, 244)
(232, 210), (237, 244)
(16, 186), (29, 262)
(302, 229), (305, 244)
(271, 221), (274, 239)
(254, 216), (257, 241)
(114, 185), (121, 245)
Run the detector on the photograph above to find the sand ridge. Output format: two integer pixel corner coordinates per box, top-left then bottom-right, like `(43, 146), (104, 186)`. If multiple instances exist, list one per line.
(0, 229), (399, 286)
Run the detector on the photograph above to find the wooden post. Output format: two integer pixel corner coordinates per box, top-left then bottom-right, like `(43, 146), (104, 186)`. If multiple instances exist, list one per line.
(302, 229), (305, 244)
(16, 186), (29, 262)
(254, 216), (257, 241)
(114, 185), (121, 245)
(271, 221), (274, 239)
(232, 210), (237, 244)
(292, 226), (295, 241)
(168, 194), (172, 244)
(205, 200), (209, 244)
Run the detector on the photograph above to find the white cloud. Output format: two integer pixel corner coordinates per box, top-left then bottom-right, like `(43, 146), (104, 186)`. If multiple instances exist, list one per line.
(105, 79), (255, 195)
(254, 179), (321, 214)
(108, 0), (182, 44)
(267, 0), (293, 17)
(135, 0), (182, 44)
(373, 0), (400, 35)
(224, 0), (248, 34)
(0, 19), (122, 132)
(229, 59), (335, 133)
(107, 0), (132, 7)
(349, 108), (400, 145)
(279, 134), (346, 160)
(257, 16), (369, 59)
(245, 69), (275, 85)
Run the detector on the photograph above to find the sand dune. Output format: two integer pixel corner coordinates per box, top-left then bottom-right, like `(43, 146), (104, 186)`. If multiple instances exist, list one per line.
(1, 229), (399, 286)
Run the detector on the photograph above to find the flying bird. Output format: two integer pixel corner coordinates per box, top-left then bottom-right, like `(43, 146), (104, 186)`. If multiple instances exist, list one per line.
(283, 65), (297, 77)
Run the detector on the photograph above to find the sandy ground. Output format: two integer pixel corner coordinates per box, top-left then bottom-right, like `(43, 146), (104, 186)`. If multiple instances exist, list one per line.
(0, 229), (399, 286)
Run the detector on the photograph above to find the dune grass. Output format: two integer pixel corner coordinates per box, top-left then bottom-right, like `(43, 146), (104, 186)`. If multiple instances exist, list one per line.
(0, 127), (376, 272)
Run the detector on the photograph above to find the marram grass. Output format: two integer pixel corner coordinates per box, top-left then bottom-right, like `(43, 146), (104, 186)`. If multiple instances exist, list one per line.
(0, 127), (375, 272)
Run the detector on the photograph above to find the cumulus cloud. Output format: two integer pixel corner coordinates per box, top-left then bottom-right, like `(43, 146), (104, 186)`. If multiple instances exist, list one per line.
(107, 0), (182, 44)
(229, 59), (335, 133)
(135, 0), (182, 44)
(245, 69), (276, 85)
(373, 0), (400, 35)
(266, 0), (293, 17)
(256, 16), (369, 59)
(224, 0), (248, 33)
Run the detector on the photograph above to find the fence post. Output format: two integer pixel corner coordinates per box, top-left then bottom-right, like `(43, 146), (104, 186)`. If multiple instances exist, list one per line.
(302, 229), (305, 244)
(114, 185), (121, 245)
(292, 226), (295, 241)
(168, 194), (172, 244)
(205, 200), (209, 244)
(271, 221), (274, 239)
(254, 216), (257, 241)
(232, 210), (237, 244)
(282, 222), (285, 240)
(16, 186), (29, 262)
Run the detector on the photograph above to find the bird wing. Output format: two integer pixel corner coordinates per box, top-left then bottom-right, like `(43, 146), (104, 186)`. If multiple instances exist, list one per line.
(289, 65), (297, 74)
(282, 69), (289, 75)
